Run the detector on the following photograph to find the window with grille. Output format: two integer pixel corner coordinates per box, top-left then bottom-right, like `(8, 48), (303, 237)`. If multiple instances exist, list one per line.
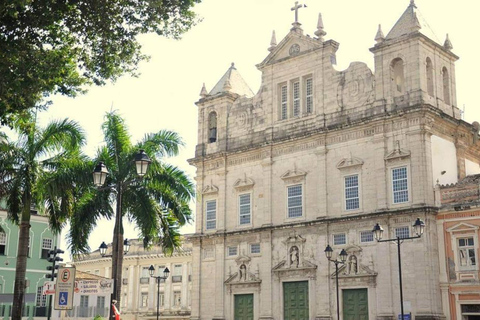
(344, 175), (360, 210)
(41, 238), (52, 259)
(0, 232), (6, 255)
(250, 243), (260, 254)
(395, 226), (410, 239)
(333, 233), (346, 245)
(293, 81), (300, 117)
(392, 167), (408, 203)
(458, 237), (476, 269)
(287, 184), (303, 218)
(305, 78), (313, 113)
(281, 85), (288, 120)
(360, 231), (374, 243)
(36, 286), (47, 307)
(227, 246), (238, 256)
(239, 193), (251, 225)
(206, 200), (217, 230)
(141, 293), (148, 307)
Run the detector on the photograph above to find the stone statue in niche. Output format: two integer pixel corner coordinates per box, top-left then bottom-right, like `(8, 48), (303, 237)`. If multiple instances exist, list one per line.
(239, 263), (247, 281)
(348, 254), (358, 274)
(290, 246), (299, 268)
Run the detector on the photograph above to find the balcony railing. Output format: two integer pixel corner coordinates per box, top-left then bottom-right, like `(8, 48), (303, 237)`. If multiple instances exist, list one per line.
(140, 277), (150, 284)
(172, 275), (182, 282)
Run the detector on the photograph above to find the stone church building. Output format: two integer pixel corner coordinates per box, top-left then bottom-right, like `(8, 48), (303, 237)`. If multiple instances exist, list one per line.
(188, 1), (480, 319)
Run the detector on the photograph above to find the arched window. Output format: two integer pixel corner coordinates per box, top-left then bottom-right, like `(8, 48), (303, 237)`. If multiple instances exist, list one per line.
(442, 67), (450, 105)
(208, 112), (217, 143)
(391, 58), (405, 95)
(426, 58), (434, 97)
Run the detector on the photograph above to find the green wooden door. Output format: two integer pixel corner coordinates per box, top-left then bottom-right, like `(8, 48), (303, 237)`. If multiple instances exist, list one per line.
(283, 281), (309, 320)
(343, 288), (368, 320)
(234, 294), (253, 320)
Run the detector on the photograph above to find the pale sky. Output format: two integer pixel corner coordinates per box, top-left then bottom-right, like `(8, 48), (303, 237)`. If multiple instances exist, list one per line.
(31, 0), (480, 260)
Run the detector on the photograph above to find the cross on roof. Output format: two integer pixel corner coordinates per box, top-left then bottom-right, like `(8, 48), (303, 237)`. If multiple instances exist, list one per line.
(291, 1), (306, 24)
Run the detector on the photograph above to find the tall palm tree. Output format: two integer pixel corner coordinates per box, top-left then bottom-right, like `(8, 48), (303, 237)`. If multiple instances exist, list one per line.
(62, 111), (195, 313)
(0, 112), (86, 320)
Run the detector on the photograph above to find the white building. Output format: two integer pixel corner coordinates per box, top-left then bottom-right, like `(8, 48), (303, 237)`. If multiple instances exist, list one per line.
(188, 1), (480, 320)
(74, 238), (193, 320)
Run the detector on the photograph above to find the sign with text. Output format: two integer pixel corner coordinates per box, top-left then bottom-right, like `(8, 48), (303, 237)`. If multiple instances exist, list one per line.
(43, 281), (55, 295)
(74, 279), (114, 295)
(398, 314), (411, 320)
(54, 267), (76, 310)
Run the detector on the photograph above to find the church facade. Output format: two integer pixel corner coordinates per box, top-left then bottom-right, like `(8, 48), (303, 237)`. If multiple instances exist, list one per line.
(188, 2), (480, 319)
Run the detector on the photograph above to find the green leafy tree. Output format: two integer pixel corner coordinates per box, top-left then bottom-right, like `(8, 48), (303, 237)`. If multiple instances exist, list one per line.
(49, 111), (194, 315)
(0, 112), (86, 320)
(0, 0), (200, 125)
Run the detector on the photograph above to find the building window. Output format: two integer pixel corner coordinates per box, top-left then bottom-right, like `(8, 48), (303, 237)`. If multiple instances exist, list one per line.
(41, 238), (53, 259)
(458, 237), (476, 269)
(292, 81), (300, 117)
(426, 58), (434, 97)
(94, 270), (100, 275)
(36, 286), (47, 307)
(0, 232), (6, 255)
(79, 295), (89, 317)
(159, 292), (165, 307)
(333, 233), (346, 245)
(280, 85), (288, 120)
(227, 246), (238, 256)
(392, 58), (405, 94)
(174, 264), (182, 276)
(141, 293), (148, 307)
(208, 112), (217, 143)
(344, 174), (360, 210)
(395, 226), (410, 239)
(305, 78), (313, 113)
(442, 67), (450, 105)
(287, 184), (303, 218)
(392, 167), (409, 203)
(206, 200), (217, 230)
(360, 231), (374, 243)
(173, 291), (181, 307)
(250, 243), (261, 254)
(239, 193), (251, 225)
(140, 266), (150, 283)
(97, 296), (106, 313)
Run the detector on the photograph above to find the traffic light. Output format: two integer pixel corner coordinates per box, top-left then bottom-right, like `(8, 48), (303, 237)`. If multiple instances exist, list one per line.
(45, 247), (64, 279)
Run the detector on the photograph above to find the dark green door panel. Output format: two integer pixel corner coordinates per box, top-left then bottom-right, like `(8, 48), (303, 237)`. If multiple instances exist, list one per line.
(283, 281), (309, 320)
(235, 294), (254, 320)
(343, 288), (368, 320)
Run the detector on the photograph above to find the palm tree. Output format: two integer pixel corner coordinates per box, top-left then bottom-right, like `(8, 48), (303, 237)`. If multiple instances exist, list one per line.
(64, 111), (195, 314)
(0, 112), (86, 320)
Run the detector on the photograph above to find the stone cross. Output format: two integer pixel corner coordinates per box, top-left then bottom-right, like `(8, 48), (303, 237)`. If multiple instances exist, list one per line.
(291, 1), (305, 24)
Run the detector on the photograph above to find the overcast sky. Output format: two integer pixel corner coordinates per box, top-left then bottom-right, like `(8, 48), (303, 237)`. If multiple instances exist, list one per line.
(31, 0), (480, 260)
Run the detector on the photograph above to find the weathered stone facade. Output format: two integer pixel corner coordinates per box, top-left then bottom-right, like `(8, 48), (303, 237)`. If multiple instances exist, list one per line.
(189, 2), (480, 319)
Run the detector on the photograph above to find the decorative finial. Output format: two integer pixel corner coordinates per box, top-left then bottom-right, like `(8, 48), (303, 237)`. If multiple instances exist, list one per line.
(409, 0), (416, 8)
(230, 62), (236, 69)
(268, 30), (277, 52)
(291, 1), (306, 30)
(314, 13), (327, 41)
(444, 33), (453, 51)
(223, 78), (232, 92)
(375, 24), (385, 43)
(200, 83), (208, 98)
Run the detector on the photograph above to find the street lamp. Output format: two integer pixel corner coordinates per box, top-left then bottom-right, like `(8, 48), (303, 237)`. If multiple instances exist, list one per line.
(372, 218), (425, 320)
(99, 239), (131, 257)
(324, 245), (348, 320)
(149, 265), (170, 320)
(93, 149), (151, 320)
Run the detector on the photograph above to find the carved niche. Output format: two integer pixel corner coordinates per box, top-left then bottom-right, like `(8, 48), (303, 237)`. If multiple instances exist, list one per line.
(272, 232), (317, 279)
(224, 251), (261, 293)
(331, 245), (377, 286)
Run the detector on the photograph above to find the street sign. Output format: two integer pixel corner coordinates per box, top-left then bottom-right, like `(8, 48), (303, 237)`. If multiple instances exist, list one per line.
(398, 314), (411, 320)
(54, 266), (76, 310)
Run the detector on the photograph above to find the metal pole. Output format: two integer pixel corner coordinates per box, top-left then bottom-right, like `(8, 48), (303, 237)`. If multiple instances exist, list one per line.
(335, 262), (340, 320)
(157, 278), (160, 320)
(397, 237), (404, 320)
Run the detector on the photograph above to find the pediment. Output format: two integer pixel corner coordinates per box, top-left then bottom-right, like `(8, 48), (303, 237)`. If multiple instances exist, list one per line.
(257, 31), (322, 68)
(281, 168), (307, 181)
(447, 222), (479, 233)
(233, 177), (255, 190)
(272, 259), (317, 272)
(385, 148), (411, 161)
(202, 183), (219, 195)
(337, 156), (364, 170)
(332, 263), (377, 279)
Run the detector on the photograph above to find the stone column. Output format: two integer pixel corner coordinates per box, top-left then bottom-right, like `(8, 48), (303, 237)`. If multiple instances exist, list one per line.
(213, 238), (225, 320)
(190, 240), (201, 320)
(259, 230), (273, 320)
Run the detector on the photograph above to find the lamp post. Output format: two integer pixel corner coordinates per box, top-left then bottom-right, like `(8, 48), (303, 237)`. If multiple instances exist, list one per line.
(92, 149), (151, 320)
(324, 245), (348, 320)
(372, 217), (425, 320)
(149, 265), (170, 320)
(99, 239), (131, 257)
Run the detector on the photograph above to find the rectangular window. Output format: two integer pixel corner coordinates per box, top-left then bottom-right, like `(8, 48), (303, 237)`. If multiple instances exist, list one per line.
(458, 237), (476, 268)
(206, 200), (217, 230)
(344, 175), (360, 210)
(141, 293), (148, 307)
(227, 246), (238, 256)
(392, 167), (409, 203)
(174, 264), (182, 276)
(250, 243), (261, 254)
(96, 296), (105, 311)
(287, 184), (303, 218)
(293, 81), (300, 117)
(157, 265), (166, 276)
(239, 193), (251, 225)
(305, 78), (313, 113)
(36, 286), (47, 307)
(173, 291), (181, 307)
(395, 226), (410, 239)
(159, 292), (165, 307)
(141, 266), (149, 278)
(360, 231), (374, 243)
(333, 233), (346, 245)
(0, 232), (6, 255)
(79, 295), (89, 317)
(281, 85), (288, 120)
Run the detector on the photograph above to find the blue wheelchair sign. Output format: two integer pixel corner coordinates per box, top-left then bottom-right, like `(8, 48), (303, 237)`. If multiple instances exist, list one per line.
(59, 292), (68, 306)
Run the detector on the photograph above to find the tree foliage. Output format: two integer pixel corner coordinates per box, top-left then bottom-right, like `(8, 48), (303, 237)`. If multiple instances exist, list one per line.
(0, 0), (200, 125)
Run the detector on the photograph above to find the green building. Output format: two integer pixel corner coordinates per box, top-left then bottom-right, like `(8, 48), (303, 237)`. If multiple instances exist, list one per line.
(0, 204), (61, 319)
